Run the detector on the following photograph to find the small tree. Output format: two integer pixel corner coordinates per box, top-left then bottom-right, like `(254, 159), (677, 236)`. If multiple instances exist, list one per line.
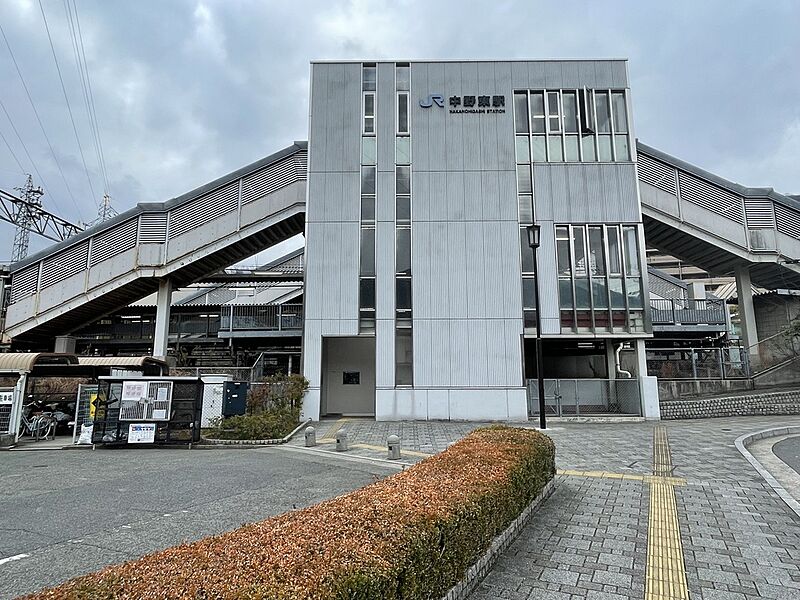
(247, 373), (309, 414)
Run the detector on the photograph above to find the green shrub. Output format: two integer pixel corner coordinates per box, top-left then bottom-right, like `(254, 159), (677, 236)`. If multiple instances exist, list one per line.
(24, 426), (555, 600)
(205, 374), (308, 440)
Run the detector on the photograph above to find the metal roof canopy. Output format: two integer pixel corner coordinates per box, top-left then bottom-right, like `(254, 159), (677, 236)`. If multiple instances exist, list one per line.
(0, 353), (167, 376)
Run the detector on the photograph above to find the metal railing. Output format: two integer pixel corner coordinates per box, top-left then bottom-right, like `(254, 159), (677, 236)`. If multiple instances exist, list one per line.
(646, 347), (750, 379)
(220, 304), (303, 332)
(650, 298), (727, 326)
(527, 378), (642, 417)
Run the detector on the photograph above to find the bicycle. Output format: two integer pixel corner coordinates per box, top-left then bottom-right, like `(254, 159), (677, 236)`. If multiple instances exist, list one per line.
(18, 404), (57, 441)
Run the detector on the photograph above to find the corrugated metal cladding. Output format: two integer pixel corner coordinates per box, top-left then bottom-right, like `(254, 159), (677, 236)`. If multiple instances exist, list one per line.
(242, 152), (307, 204)
(744, 199), (776, 229)
(40, 241), (88, 288)
(89, 218), (137, 266)
(677, 172), (744, 224)
(637, 154), (677, 196)
(9, 264), (39, 303)
(138, 213), (167, 243)
(168, 181), (239, 238)
(776, 204), (800, 238)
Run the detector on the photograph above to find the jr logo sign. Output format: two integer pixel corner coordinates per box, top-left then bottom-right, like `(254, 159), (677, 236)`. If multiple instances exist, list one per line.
(419, 94), (445, 108)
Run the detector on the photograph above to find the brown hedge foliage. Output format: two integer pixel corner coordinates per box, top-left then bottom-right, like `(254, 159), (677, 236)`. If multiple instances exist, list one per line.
(24, 426), (555, 600)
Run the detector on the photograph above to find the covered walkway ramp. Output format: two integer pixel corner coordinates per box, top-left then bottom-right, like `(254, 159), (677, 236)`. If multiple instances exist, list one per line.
(5, 142), (307, 351)
(636, 141), (800, 356)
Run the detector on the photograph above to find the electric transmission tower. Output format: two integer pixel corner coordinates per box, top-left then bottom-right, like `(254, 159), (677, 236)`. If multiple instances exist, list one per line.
(11, 175), (44, 262)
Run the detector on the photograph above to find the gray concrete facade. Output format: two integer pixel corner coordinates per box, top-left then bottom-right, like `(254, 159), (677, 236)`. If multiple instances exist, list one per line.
(302, 60), (652, 421)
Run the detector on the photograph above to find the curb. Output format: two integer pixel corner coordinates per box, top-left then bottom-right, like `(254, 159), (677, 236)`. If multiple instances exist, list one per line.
(440, 477), (557, 600)
(198, 419), (311, 448)
(734, 426), (800, 519)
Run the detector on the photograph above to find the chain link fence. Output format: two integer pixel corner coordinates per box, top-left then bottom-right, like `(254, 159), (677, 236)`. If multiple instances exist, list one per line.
(527, 378), (642, 416)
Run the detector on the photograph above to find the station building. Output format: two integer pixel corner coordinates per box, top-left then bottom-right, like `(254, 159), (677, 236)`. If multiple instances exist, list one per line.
(301, 60), (656, 421)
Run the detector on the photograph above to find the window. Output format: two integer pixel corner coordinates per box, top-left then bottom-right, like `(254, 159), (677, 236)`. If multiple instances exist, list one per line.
(363, 93), (375, 134)
(360, 228), (375, 277)
(517, 165), (532, 194)
(396, 278), (412, 314)
(343, 372), (360, 385)
(396, 136), (411, 164)
(519, 88), (630, 163)
(396, 194), (411, 223)
(362, 65), (376, 91)
(395, 328), (413, 386)
(361, 194), (375, 222)
(361, 136), (376, 165)
(554, 223), (647, 334)
(396, 228), (411, 275)
(359, 278), (375, 309)
(520, 228), (535, 273)
(361, 166), (376, 194)
(396, 64), (410, 91)
(396, 166), (411, 194)
(397, 92), (409, 134)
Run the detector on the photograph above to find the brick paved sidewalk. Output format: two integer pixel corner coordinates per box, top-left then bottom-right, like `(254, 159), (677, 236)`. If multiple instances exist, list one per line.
(293, 416), (800, 598)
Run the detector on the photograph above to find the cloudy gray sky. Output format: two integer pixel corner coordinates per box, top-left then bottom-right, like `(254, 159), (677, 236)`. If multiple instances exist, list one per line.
(0, 0), (798, 259)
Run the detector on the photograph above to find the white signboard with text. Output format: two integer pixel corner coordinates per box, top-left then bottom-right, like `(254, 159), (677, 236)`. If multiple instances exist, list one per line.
(128, 423), (156, 444)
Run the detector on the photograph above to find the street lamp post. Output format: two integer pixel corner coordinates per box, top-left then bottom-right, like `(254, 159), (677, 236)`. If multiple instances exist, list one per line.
(526, 224), (546, 430)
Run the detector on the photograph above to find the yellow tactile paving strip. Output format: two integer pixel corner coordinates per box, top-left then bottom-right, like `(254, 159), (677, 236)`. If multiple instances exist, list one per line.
(318, 418), (350, 441)
(645, 426), (690, 600)
(557, 469), (685, 486)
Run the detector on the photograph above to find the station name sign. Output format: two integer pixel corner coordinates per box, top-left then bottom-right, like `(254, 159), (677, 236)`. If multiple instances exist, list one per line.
(419, 94), (506, 114)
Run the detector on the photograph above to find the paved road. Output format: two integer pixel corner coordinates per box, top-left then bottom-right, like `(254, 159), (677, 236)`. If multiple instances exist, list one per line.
(774, 434), (800, 476)
(0, 446), (395, 599)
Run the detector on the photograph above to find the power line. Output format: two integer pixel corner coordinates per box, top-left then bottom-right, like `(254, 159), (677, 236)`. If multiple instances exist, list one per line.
(0, 126), (25, 174)
(38, 0), (97, 205)
(0, 98), (60, 215)
(65, 0), (110, 197)
(0, 20), (84, 222)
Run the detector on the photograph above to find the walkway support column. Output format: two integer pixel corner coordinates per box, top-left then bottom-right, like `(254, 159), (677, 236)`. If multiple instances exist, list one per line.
(635, 339), (660, 420)
(735, 265), (759, 361)
(153, 278), (173, 358)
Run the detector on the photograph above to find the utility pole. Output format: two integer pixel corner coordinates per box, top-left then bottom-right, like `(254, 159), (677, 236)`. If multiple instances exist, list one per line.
(12, 175), (44, 262)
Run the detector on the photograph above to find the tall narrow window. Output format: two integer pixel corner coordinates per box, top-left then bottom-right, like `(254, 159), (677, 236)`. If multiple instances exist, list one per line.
(396, 64), (410, 91)
(397, 93), (409, 134)
(395, 328), (413, 385)
(362, 65), (376, 91)
(359, 68), (377, 334)
(514, 92), (529, 134)
(363, 93), (375, 134)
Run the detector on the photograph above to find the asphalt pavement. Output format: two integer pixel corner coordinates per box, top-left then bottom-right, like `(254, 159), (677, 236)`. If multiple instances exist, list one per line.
(774, 434), (800, 476)
(0, 446), (395, 599)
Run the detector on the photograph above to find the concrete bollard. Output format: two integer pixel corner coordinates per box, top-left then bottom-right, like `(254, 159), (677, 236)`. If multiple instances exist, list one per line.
(304, 426), (316, 447)
(335, 429), (348, 452)
(387, 434), (401, 460)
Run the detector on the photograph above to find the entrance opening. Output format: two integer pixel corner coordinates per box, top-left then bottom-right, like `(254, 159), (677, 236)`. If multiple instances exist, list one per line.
(321, 337), (376, 417)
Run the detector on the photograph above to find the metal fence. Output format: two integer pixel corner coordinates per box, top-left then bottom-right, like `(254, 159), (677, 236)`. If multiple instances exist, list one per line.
(220, 304), (303, 332)
(171, 367), (254, 380)
(527, 378), (642, 417)
(650, 298), (727, 325)
(646, 347), (750, 379)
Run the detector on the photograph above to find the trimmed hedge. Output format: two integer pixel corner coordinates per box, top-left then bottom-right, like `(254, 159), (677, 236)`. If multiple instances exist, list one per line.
(25, 426), (555, 600)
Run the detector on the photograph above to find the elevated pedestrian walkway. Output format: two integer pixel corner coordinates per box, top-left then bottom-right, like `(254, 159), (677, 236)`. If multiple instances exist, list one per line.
(6, 142), (307, 344)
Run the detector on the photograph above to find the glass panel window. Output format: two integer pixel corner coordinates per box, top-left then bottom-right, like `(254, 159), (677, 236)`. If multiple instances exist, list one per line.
(547, 91), (561, 132)
(588, 226), (605, 276)
(612, 92), (628, 132)
(615, 135), (630, 161)
(574, 279), (590, 309)
(513, 92), (529, 134)
(395, 328), (413, 386)
(396, 195), (411, 223)
(396, 136), (411, 164)
(520, 228), (535, 273)
(572, 226), (587, 277)
(396, 278), (412, 311)
(609, 277), (625, 309)
(522, 277), (537, 309)
(362, 65), (376, 91)
(558, 279), (574, 309)
(361, 195), (375, 221)
(562, 91), (579, 133)
(517, 165), (532, 194)
(564, 136), (579, 162)
(530, 92), (546, 133)
(518, 195), (533, 224)
(556, 226), (571, 276)
(548, 136), (563, 162)
(360, 228), (375, 276)
(361, 166), (376, 194)
(363, 93), (375, 134)
(579, 88), (595, 133)
(597, 135), (612, 161)
(396, 166), (411, 194)
(592, 278), (608, 309)
(359, 278), (375, 309)
(396, 65), (410, 91)
(595, 91), (611, 133)
(607, 226), (622, 275)
(626, 277), (643, 308)
(397, 93), (409, 134)
(531, 136), (547, 161)
(581, 135), (596, 161)
(361, 136), (376, 165)
(396, 228), (411, 275)
(515, 136), (530, 163)
(623, 226), (640, 276)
